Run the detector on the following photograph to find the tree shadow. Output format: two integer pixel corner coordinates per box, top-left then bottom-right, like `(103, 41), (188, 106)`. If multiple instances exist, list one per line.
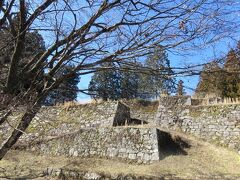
(135, 99), (159, 107)
(0, 172), (46, 180)
(128, 118), (148, 125)
(157, 129), (191, 159)
(113, 118), (148, 126)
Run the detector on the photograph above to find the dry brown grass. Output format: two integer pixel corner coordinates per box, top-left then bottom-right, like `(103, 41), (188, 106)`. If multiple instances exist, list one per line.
(50, 99), (160, 114)
(1, 132), (240, 179)
(55, 99), (105, 111)
(197, 97), (240, 106)
(56, 101), (80, 110)
(122, 99), (159, 113)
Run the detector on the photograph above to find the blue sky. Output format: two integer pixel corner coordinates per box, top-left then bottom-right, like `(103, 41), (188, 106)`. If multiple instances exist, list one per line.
(169, 40), (238, 94)
(78, 73), (93, 101)
(77, 38), (238, 101)
(28, 0), (239, 102)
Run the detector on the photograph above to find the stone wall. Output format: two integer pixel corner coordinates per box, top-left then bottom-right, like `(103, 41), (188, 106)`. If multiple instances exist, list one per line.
(0, 101), (130, 145)
(158, 96), (192, 107)
(155, 96), (240, 153)
(123, 100), (158, 124)
(29, 127), (160, 164)
(2, 97), (240, 162)
(1, 100), (185, 164)
(181, 105), (240, 152)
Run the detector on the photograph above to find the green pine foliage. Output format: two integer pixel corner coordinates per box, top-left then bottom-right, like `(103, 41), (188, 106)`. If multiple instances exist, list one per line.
(222, 49), (240, 98)
(119, 64), (140, 99)
(0, 13), (79, 105)
(88, 62), (121, 100)
(44, 65), (80, 105)
(139, 46), (176, 98)
(88, 46), (176, 100)
(196, 61), (225, 97)
(177, 80), (185, 96)
(0, 31), (45, 91)
(196, 42), (240, 98)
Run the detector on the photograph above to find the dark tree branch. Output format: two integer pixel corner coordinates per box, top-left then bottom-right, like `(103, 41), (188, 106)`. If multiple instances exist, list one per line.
(0, 110), (11, 125)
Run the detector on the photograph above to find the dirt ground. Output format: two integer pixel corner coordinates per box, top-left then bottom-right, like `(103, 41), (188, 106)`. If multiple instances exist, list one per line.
(0, 133), (240, 180)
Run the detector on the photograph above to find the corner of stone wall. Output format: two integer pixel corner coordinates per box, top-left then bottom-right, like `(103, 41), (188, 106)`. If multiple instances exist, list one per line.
(154, 96), (192, 129)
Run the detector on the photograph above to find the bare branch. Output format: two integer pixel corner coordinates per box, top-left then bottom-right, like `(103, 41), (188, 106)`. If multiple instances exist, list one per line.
(0, 110), (11, 125)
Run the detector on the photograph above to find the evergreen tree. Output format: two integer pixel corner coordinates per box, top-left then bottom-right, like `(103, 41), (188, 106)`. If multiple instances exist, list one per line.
(0, 13), (79, 104)
(89, 61), (143, 100)
(177, 80), (185, 96)
(88, 62), (121, 100)
(88, 47), (177, 100)
(0, 13), (45, 91)
(222, 49), (240, 98)
(195, 61), (224, 97)
(236, 41), (240, 96)
(44, 65), (80, 105)
(140, 46), (176, 99)
(119, 65), (140, 99)
(195, 43), (240, 98)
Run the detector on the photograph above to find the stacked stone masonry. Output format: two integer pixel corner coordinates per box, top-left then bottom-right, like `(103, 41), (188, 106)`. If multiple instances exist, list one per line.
(0, 101), (162, 164)
(0, 101), (131, 144)
(123, 100), (158, 125)
(155, 96), (240, 153)
(1, 97), (240, 163)
(30, 127), (160, 164)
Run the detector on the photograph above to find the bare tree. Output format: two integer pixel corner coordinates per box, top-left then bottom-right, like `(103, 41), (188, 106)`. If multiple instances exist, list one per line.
(0, 0), (239, 159)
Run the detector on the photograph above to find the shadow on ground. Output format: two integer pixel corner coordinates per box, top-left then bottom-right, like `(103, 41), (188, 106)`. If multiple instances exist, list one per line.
(157, 129), (191, 159)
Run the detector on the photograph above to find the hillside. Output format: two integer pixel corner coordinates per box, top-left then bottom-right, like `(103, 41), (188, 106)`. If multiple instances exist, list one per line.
(1, 131), (240, 179)
(0, 99), (240, 179)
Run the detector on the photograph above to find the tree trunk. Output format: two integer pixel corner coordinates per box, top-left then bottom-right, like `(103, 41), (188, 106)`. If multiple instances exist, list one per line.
(0, 110), (11, 126)
(0, 102), (41, 160)
(5, 1), (26, 93)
